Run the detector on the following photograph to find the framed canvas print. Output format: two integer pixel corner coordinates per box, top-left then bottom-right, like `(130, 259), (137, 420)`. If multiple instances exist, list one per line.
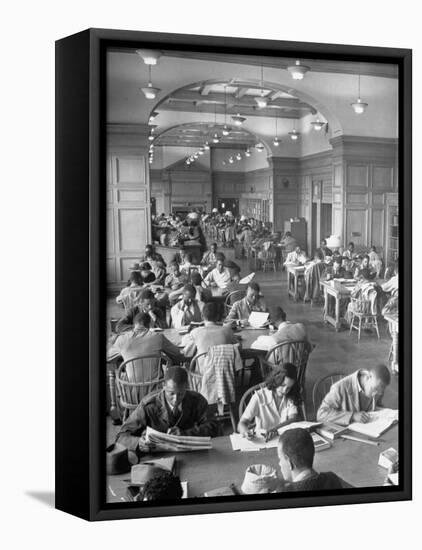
(55, 28), (411, 521)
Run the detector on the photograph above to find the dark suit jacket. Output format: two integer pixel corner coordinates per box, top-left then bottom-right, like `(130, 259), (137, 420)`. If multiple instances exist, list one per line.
(116, 304), (167, 333)
(117, 389), (217, 451)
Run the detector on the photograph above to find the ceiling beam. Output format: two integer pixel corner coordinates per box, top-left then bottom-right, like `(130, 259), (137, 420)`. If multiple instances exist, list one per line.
(159, 101), (304, 119)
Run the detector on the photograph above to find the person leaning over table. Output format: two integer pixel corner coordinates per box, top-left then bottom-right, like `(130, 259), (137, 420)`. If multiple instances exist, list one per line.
(238, 364), (301, 441)
(115, 288), (167, 333)
(276, 428), (350, 492)
(316, 364), (391, 426)
(164, 261), (189, 305)
(283, 246), (308, 266)
(108, 312), (184, 378)
(354, 254), (376, 280)
(204, 253), (232, 290)
(170, 284), (203, 329)
(116, 366), (217, 459)
(116, 271), (143, 306)
(224, 281), (268, 324)
(181, 302), (237, 371)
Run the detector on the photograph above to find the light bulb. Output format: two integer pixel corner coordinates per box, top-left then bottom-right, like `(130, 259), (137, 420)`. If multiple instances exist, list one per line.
(228, 156), (234, 164)
(204, 142), (210, 150)
(245, 149), (251, 157)
(273, 137), (279, 146)
(222, 125), (230, 136)
(351, 98), (368, 114)
(212, 134), (220, 143)
(287, 59), (310, 80)
(236, 152), (242, 160)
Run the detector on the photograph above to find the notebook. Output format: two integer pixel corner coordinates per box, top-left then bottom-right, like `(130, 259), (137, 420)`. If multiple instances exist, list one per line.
(348, 408), (398, 439)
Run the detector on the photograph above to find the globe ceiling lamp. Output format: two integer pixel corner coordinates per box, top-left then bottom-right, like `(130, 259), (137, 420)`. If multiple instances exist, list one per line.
(255, 143), (265, 153)
(232, 113), (246, 126)
(310, 116), (326, 131)
(351, 74), (368, 114)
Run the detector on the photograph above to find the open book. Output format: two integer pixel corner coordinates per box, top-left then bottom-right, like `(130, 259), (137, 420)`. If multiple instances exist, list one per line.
(145, 426), (212, 452)
(248, 311), (270, 329)
(348, 408), (398, 439)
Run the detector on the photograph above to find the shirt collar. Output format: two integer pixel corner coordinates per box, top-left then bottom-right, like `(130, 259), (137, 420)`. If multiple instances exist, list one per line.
(293, 469), (316, 482)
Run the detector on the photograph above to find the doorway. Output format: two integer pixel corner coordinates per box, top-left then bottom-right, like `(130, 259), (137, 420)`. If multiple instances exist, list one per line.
(320, 203), (332, 241)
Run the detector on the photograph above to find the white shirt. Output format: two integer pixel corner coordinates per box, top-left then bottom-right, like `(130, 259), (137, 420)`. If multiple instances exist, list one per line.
(204, 267), (232, 289)
(240, 387), (298, 431)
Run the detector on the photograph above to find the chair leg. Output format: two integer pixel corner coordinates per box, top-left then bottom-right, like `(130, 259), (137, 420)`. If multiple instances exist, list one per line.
(229, 404), (237, 433)
(358, 317), (362, 341)
(374, 316), (380, 339)
(349, 314), (354, 334)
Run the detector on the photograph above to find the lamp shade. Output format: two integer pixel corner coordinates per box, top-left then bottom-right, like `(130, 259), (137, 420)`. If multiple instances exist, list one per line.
(287, 60), (310, 80)
(351, 98), (368, 114)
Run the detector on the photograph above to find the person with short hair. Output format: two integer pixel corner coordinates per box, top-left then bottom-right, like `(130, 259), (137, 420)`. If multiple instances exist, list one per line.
(170, 284), (203, 329)
(116, 271), (143, 305)
(284, 246), (308, 266)
(204, 253), (232, 290)
(238, 364), (301, 439)
(141, 244), (166, 266)
(343, 241), (356, 260)
(116, 366), (217, 455)
(181, 302), (237, 366)
(280, 231), (297, 253)
(277, 428), (348, 492)
(315, 238), (333, 260)
(140, 471), (183, 501)
(271, 307), (309, 343)
(115, 288), (167, 332)
(164, 261), (189, 305)
(190, 271), (212, 304)
(325, 255), (346, 281)
(139, 262), (156, 285)
(201, 242), (218, 273)
(317, 364), (391, 426)
(108, 312), (183, 379)
(354, 254), (376, 280)
(225, 282), (268, 323)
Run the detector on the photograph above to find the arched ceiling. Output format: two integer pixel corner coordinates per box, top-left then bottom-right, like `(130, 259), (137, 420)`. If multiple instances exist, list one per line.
(107, 49), (398, 160)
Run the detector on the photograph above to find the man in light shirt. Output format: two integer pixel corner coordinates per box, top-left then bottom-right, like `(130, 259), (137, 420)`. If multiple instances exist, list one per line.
(204, 253), (232, 290)
(225, 282), (268, 324)
(170, 284), (203, 329)
(284, 246), (308, 266)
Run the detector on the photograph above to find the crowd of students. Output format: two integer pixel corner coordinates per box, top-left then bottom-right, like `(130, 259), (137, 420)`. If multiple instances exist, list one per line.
(107, 212), (399, 501)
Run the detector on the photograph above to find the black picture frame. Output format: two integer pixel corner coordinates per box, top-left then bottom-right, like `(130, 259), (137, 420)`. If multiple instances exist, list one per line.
(55, 28), (412, 521)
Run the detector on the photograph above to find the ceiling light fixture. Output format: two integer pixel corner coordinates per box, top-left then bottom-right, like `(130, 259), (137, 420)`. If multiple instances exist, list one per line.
(255, 65), (268, 108)
(273, 116), (280, 146)
(245, 148), (251, 157)
(204, 142), (210, 150)
(222, 85), (231, 136)
(232, 113), (246, 126)
(198, 148), (205, 155)
(236, 152), (242, 161)
(148, 111), (159, 123)
(310, 116), (326, 131)
(136, 49), (162, 65)
(256, 143), (265, 153)
(287, 59), (310, 80)
(141, 65), (161, 99)
(289, 129), (300, 140)
(212, 133), (220, 143)
(222, 125), (231, 136)
(351, 74), (368, 114)
(228, 156), (234, 164)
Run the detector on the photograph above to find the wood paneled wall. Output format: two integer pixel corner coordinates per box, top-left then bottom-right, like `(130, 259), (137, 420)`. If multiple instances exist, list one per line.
(107, 124), (151, 289)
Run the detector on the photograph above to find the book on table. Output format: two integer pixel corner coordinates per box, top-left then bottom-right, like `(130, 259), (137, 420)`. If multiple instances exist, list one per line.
(316, 423), (348, 440)
(347, 408), (398, 439)
(311, 432), (332, 452)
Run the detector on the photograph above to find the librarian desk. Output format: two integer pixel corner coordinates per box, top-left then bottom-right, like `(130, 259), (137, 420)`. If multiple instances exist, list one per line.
(107, 425), (398, 502)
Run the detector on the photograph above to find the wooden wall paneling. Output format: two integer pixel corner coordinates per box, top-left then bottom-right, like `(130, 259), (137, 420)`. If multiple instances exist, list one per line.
(346, 208), (368, 247)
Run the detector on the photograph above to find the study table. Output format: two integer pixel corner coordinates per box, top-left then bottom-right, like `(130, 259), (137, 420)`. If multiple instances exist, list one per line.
(286, 264), (305, 301)
(107, 425), (398, 502)
(320, 280), (355, 331)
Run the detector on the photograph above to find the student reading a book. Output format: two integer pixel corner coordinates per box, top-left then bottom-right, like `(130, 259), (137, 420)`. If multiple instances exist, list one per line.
(139, 471), (183, 501)
(316, 364), (391, 426)
(204, 253), (232, 290)
(224, 282), (268, 324)
(238, 364), (301, 440)
(116, 366), (217, 459)
(170, 284), (203, 329)
(277, 428), (348, 492)
(115, 288), (167, 332)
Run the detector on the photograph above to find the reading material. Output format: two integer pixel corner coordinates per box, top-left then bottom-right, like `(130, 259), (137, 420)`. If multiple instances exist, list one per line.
(248, 311), (270, 328)
(145, 427), (212, 452)
(348, 408), (398, 439)
(316, 423), (348, 441)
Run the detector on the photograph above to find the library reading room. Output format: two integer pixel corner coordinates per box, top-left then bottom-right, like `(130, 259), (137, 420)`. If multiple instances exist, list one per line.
(105, 46), (400, 503)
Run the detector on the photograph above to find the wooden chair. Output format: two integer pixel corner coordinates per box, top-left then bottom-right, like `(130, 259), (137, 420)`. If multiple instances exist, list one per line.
(311, 373), (345, 420)
(115, 353), (171, 420)
(259, 246), (277, 272)
(187, 350), (238, 432)
(238, 383), (265, 420)
(349, 296), (380, 341)
(224, 289), (246, 316)
(265, 340), (314, 420)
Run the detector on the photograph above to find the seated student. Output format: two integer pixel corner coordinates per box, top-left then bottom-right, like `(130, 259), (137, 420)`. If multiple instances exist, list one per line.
(116, 288), (167, 332)
(108, 313), (184, 378)
(151, 259), (166, 286)
(315, 238), (333, 260)
(171, 246), (187, 266)
(139, 471), (183, 501)
(204, 253), (232, 290)
(201, 242), (218, 273)
(317, 364), (391, 426)
(182, 302), (237, 364)
(280, 231), (297, 253)
(342, 241), (356, 260)
(170, 284), (203, 329)
(138, 262), (156, 285)
(164, 261), (189, 304)
(116, 366), (217, 455)
(141, 244), (166, 266)
(354, 254), (376, 280)
(225, 282), (268, 324)
(190, 271), (212, 304)
(368, 245), (383, 277)
(179, 253), (194, 274)
(272, 307), (309, 343)
(238, 364), (301, 440)
(325, 255), (346, 280)
(341, 257), (354, 279)
(277, 428), (348, 492)
(284, 246), (308, 266)
(116, 271), (143, 306)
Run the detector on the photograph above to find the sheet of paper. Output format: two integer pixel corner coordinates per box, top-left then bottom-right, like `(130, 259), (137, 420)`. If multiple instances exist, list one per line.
(239, 272), (255, 284)
(248, 311), (269, 328)
(250, 335), (277, 351)
(229, 433), (276, 451)
(348, 408), (398, 438)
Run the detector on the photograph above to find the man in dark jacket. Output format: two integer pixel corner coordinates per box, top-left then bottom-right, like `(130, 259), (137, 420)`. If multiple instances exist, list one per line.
(277, 428), (349, 492)
(116, 366), (217, 458)
(115, 288), (167, 332)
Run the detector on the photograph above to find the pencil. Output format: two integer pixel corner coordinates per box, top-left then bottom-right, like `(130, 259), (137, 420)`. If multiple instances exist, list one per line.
(341, 434), (379, 446)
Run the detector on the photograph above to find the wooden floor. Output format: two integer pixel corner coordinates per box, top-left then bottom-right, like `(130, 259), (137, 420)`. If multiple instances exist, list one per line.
(106, 248), (398, 444)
